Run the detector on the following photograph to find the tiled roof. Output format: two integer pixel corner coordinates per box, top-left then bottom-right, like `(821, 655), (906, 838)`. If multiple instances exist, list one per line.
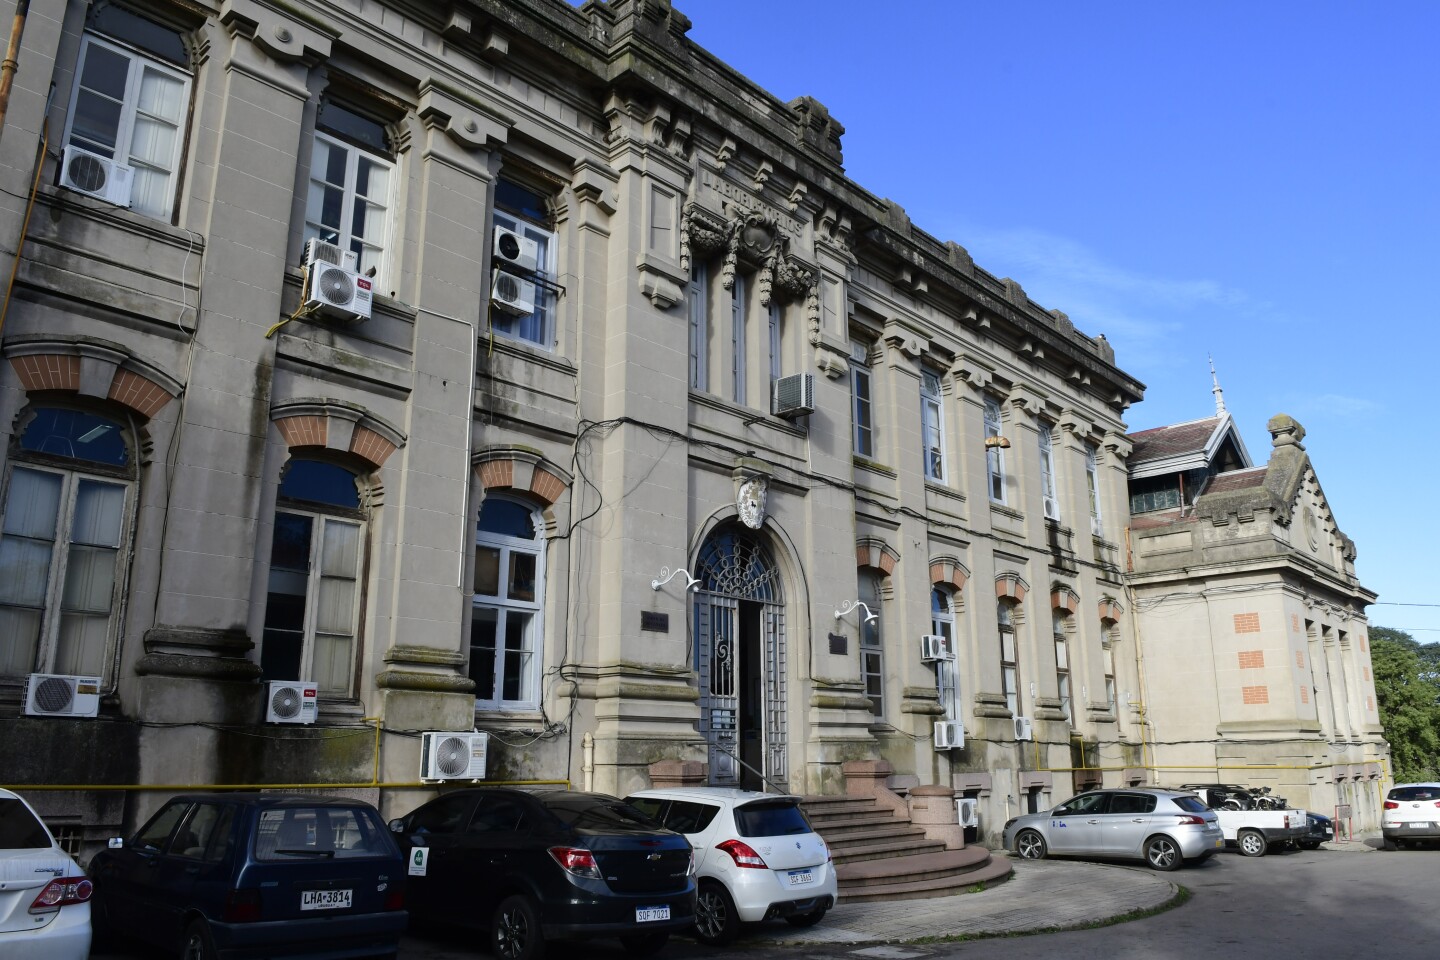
(1128, 417), (1220, 464)
(1201, 467), (1268, 495)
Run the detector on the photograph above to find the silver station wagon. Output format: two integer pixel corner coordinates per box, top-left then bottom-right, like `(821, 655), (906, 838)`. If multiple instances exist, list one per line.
(1002, 788), (1224, 871)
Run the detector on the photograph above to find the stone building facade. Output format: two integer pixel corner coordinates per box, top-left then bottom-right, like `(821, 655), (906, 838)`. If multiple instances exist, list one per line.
(0, 0), (1380, 852)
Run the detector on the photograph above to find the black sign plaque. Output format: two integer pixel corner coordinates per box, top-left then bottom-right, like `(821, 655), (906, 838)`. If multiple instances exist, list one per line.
(828, 632), (847, 655)
(641, 611), (670, 633)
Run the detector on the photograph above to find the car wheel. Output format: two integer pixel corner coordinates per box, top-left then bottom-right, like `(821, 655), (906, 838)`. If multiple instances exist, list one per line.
(493, 894), (546, 960)
(1144, 835), (1182, 871)
(181, 919), (218, 960)
(784, 905), (827, 928)
(1015, 829), (1047, 861)
(693, 880), (741, 946)
(1237, 829), (1268, 858)
(619, 931), (670, 956)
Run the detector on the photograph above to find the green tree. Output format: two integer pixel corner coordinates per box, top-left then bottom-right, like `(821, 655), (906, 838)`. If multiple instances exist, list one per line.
(1370, 626), (1440, 782)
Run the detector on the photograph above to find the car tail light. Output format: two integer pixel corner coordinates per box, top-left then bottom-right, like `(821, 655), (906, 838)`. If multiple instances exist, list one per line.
(222, 889), (263, 923)
(549, 846), (602, 879)
(1175, 815), (1207, 825)
(1384, 800), (1399, 810)
(29, 877), (92, 913)
(822, 839), (832, 862)
(384, 887), (405, 911)
(716, 839), (768, 869)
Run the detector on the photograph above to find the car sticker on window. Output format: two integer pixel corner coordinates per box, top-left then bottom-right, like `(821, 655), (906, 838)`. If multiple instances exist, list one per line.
(408, 847), (429, 876)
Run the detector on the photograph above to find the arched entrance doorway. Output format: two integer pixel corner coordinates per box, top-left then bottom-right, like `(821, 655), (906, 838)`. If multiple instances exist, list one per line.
(693, 524), (787, 789)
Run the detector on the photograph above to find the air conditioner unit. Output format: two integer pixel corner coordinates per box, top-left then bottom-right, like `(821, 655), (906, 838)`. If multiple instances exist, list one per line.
(420, 731), (489, 781)
(491, 270), (537, 316)
(933, 720), (963, 749)
(266, 681), (318, 724)
(920, 634), (954, 662)
(1013, 716), (1034, 741)
(58, 145), (134, 207)
(771, 373), (815, 418)
(303, 257), (373, 323)
(1043, 495), (1060, 520)
(303, 237), (358, 272)
(493, 226), (539, 273)
(955, 797), (979, 829)
(24, 674), (101, 718)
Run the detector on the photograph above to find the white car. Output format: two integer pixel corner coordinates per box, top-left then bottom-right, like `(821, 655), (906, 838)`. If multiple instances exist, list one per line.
(1383, 782), (1440, 849)
(625, 787), (836, 945)
(0, 788), (91, 960)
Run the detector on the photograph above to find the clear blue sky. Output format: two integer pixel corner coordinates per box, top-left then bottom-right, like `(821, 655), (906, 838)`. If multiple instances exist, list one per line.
(648, 0), (1438, 642)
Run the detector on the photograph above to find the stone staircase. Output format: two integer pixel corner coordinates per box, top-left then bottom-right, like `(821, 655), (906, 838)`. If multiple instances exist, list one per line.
(802, 794), (1013, 903)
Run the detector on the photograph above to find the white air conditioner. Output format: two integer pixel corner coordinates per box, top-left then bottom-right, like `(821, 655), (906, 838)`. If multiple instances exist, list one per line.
(266, 681), (318, 724)
(1043, 495), (1060, 520)
(491, 270), (537, 316)
(771, 373), (815, 418)
(493, 226), (539, 273)
(303, 246), (373, 323)
(933, 720), (963, 749)
(1013, 716), (1034, 741)
(24, 674), (101, 718)
(58, 145), (134, 207)
(420, 731), (489, 781)
(920, 634), (954, 662)
(955, 797), (979, 829)
(303, 237), (359, 272)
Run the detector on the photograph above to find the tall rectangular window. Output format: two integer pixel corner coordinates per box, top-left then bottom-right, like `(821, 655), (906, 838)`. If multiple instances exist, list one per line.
(689, 262), (709, 391)
(305, 101), (395, 283)
(1086, 443), (1104, 536)
(731, 273), (747, 404)
(490, 180), (555, 349)
(921, 371), (945, 482)
(1040, 424), (1060, 519)
(1104, 644), (1117, 713)
(851, 340), (874, 458)
(984, 398), (1006, 503)
(472, 497), (544, 711)
(932, 588), (959, 722)
(768, 301), (783, 385)
(999, 601), (1020, 717)
(1053, 612), (1072, 725)
(860, 572), (884, 718)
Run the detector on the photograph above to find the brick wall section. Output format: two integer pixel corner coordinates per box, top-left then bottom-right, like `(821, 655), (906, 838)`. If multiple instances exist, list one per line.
(1368, 696), (1375, 713)
(1363, 666), (1370, 682)
(1292, 613), (1300, 633)
(1233, 612), (1261, 634)
(529, 467), (565, 505)
(928, 560), (968, 592)
(1051, 589), (1079, 614)
(1300, 686), (1309, 704)
(108, 369), (173, 417)
(1242, 685), (1269, 705)
(276, 415), (327, 449)
(1296, 651), (1305, 668)
(349, 426), (397, 467)
(478, 459), (513, 491)
(1238, 650), (1265, 669)
(996, 575), (1027, 602)
(11, 354), (80, 392)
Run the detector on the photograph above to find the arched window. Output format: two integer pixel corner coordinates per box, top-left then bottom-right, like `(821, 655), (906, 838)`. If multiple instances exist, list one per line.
(262, 459), (365, 697)
(932, 587), (959, 722)
(1, 407), (135, 679)
(859, 570), (884, 718)
(471, 495), (544, 711)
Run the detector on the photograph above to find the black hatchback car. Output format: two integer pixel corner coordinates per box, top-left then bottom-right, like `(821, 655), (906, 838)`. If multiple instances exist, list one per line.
(391, 788), (695, 960)
(88, 793), (407, 959)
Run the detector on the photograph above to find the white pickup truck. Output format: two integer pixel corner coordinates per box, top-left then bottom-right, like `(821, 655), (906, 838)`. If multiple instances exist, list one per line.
(1213, 807), (1311, 857)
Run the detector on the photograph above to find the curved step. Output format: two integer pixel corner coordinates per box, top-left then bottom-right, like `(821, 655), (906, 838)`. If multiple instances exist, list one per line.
(838, 856), (1014, 903)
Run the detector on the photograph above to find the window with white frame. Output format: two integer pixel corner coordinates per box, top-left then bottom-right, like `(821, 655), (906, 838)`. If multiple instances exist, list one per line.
(0, 408), (135, 680)
(998, 599), (1020, 717)
(471, 496), (544, 711)
(859, 571), (884, 718)
(1039, 424), (1060, 520)
(262, 460), (365, 698)
(64, 7), (191, 220)
(932, 587), (959, 722)
(1053, 611), (1072, 725)
(731, 272), (747, 404)
(491, 179), (556, 349)
(689, 262), (709, 391)
(305, 99), (395, 284)
(851, 340), (874, 458)
(768, 300), (783, 386)
(921, 370), (945, 482)
(984, 397), (1006, 502)
(1085, 443), (1104, 536)
(1103, 639), (1117, 713)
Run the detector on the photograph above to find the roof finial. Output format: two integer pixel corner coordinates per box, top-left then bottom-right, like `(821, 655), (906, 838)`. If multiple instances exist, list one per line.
(1209, 354), (1227, 416)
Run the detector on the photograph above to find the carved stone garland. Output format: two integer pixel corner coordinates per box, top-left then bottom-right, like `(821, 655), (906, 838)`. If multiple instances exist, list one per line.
(681, 203), (816, 311)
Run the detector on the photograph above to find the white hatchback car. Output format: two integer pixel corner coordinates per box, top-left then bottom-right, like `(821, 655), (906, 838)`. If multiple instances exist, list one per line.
(625, 787), (836, 945)
(1382, 782), (1440, 849)
(0, 788), (91, 960)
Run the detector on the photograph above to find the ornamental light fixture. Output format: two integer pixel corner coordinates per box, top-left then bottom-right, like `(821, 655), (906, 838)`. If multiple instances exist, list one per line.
(835, 600), (877, 624)
(651, 567), (700, 592)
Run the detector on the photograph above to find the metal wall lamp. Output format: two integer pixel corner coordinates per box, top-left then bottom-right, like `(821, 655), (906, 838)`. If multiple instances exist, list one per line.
(835, 600), (877, 623)
(651, 567), (700, 591)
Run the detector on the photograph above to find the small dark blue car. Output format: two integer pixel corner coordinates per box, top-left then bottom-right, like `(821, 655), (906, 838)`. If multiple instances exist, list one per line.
(88, 793), (406, 959)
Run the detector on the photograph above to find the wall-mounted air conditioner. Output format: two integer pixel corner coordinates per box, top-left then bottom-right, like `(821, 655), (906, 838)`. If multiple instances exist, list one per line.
(1013, 716), (1034, 741)
(420, 731), (489, 781)
(771, 373), (815, 418)
(58, 145), (134, 207)
(920, 634), (954, 662)
(24, 674), (101, 718)
(266, 681), (318, 724)
(1043, 495), (1060, 521)
(933, 720), (963, 749)
(491, 270), (537, 316)
(302, 238), (373, 322)
(955, 797), (979, 829)
(493, 226), (539, 273)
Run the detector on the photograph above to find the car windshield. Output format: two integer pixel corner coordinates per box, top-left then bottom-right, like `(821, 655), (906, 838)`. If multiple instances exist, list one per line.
(734, 800), (811, 837)
(255, 806), (394, 860)
(0, 797), (53, 849)
(547, 797), (658, 831)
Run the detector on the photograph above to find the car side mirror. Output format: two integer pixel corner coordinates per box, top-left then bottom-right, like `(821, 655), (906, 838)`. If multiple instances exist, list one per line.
(107, 837), (124, 849)
(388, 819), (405, 833)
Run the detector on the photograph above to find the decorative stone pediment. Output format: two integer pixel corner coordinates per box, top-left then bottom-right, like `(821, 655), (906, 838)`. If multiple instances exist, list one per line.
(680, 203), (815, 308)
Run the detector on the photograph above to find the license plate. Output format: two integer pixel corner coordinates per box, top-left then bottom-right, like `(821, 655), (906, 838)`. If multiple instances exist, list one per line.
(636, 906), (670, 923)
(1409, 822), (1430, 829)
(301, 889), (352, 911)
(787, 869), (815, 885)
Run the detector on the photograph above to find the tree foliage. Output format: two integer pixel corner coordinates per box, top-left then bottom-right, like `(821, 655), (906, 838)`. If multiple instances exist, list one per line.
(1370, 626), (1440, 782)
